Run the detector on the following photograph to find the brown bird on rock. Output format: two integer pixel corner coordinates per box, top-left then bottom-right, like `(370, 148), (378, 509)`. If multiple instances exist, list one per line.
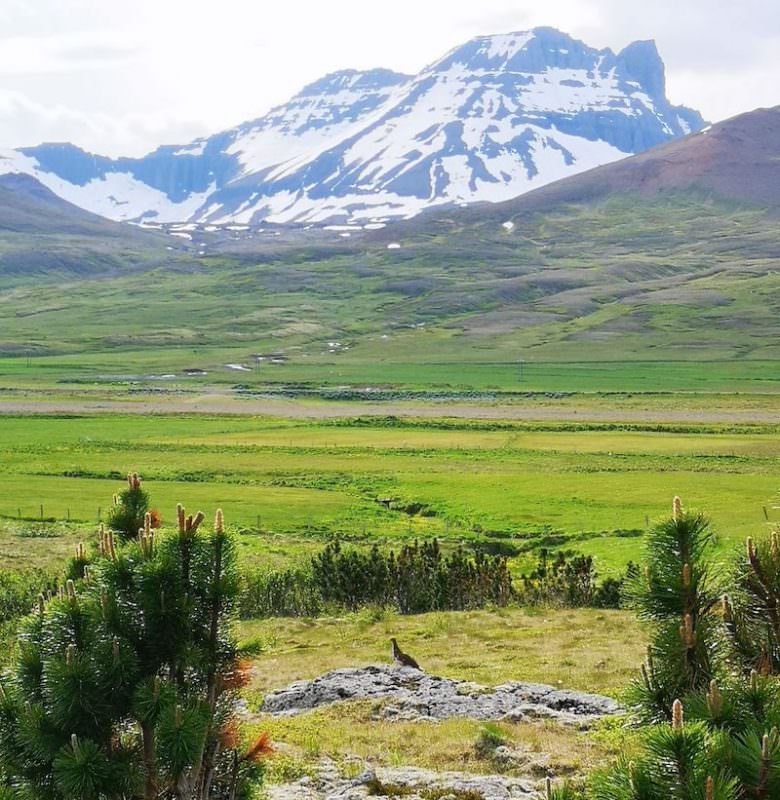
(390, 637), (421, 670)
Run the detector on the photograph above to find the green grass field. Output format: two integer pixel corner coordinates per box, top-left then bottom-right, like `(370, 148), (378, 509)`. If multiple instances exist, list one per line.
(1, 413), (777, 576)
(2, 191), (779, 792)
(5, 183), (780, 797)
(240, 607), (643, 780)
(247, 607), (643, 780)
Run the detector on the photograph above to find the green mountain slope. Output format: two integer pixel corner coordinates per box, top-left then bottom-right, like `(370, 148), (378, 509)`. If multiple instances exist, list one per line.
(0, 173), (174, 281)
(1, 108), (779, 391)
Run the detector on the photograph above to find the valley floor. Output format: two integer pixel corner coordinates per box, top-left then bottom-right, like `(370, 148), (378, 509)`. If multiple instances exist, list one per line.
(1, 403), (778, 576)
(0, 383), (769, 793)
(3, 391), (780, 424)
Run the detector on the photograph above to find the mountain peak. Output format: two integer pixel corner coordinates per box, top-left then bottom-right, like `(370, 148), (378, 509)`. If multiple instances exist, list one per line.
(428, 28), (671, 101)
(2, 26), (705, 225)
(429, 27), (615, 73)
(615, 39), (665, 97)
(428, 28), (538, 72)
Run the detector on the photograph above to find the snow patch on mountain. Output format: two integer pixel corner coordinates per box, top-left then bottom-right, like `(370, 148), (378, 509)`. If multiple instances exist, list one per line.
(0, 148), (214, 222)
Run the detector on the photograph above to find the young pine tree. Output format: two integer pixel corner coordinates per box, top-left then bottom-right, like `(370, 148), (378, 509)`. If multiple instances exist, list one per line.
(0, 503), (266, 800)
(723, 531), (780, 675)
(107, 473), (159, 542)
(626, 497), (724, 721)
(589, 501), (780, 799)
(589, 691), (780, 800)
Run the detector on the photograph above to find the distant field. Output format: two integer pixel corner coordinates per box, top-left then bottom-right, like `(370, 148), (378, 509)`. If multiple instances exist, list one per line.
(5, 357), (780, 395)
(0, 413), (777, 576)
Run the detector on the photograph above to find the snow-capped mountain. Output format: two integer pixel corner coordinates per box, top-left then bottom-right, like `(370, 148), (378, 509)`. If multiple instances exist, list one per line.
(0, 27), (704, 225)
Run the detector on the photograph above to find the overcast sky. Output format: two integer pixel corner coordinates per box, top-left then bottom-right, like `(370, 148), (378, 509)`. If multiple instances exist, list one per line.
(0, 0), (777, 156)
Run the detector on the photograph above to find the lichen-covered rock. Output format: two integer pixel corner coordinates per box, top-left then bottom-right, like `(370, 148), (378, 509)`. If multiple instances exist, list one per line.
(261, 664), (619, 726)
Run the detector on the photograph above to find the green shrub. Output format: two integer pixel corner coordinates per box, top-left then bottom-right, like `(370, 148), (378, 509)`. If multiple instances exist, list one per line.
(516, 550), (632, 609)
(0, 569), (56, 626)
(239, 568), (321, 618)
(239, 539), (513, 618)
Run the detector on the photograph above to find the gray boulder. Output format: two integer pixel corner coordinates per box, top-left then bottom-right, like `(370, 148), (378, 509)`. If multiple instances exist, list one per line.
(261, 665), (619, 726)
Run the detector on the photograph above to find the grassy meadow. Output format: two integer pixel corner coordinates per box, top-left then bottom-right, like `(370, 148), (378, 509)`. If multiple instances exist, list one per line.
(0, 412), (778, 577)
(3, 192), (780, 400)
(2, 190), (780, 790)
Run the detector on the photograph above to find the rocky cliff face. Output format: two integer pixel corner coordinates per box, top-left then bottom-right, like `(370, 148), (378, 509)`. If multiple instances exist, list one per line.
(0, 27), (703, 225)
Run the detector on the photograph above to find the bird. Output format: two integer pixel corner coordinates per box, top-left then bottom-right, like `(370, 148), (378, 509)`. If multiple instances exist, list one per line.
(390, 637), (421, 670)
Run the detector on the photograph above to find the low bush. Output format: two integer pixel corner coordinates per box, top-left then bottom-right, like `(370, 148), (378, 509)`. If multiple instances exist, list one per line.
(239, 567), (322, 618)
(516, 549), (633, 610)
(239, 539), (513, 618)
(239, 540), (628, 618)
(0, 569), (59, 658)
(0, 569), (57, 626)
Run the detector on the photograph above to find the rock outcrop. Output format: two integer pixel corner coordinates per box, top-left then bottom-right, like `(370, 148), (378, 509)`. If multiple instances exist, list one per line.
(261, 665), (619, 726)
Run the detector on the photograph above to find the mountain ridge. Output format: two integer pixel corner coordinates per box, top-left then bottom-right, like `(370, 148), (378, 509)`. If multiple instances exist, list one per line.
(410, 104), (780, 228)
(0, 172), (175, 281)
(0, 26), (704, 225)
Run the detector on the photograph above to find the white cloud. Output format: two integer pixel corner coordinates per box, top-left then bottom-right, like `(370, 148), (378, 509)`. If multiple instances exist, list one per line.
(0, 31), (142, 75)
(0, 88), (209, 156)
(0, 0), (776, 155)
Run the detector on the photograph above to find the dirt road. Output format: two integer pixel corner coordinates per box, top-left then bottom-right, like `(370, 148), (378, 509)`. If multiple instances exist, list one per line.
(1, 394), (779, 424)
